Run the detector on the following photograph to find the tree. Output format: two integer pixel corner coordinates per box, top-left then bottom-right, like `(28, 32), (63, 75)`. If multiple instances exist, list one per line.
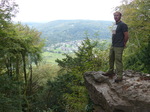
(0, 0), (18, 76)
(0, 23), (44, 112)
(0, 0), (18, 37)
(116, 0), (150, 73)
(52, 38), (106, 111)
(56, 38), (103, 74)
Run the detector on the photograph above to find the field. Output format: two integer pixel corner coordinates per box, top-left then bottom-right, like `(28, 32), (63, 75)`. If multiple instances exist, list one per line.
(41, 51), (66, 64)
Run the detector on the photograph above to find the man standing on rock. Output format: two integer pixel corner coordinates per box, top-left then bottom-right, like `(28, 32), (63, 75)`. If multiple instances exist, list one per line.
(103, 11), (129, 83)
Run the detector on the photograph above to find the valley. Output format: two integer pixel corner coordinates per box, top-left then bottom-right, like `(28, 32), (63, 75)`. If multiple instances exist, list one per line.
(25, 20), (113, 64)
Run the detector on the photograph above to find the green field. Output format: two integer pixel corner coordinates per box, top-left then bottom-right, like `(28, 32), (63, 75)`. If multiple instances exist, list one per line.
(41, 52), (66, 64)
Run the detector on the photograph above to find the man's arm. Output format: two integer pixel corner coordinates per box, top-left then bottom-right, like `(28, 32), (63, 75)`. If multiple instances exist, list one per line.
(124, 32), (129, 47)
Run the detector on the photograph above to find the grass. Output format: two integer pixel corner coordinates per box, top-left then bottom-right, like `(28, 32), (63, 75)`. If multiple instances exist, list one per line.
(41, 51), (66, 64)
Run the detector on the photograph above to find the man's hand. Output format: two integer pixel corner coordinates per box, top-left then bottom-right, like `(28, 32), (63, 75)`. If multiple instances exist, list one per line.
(124, 32), (129, 47)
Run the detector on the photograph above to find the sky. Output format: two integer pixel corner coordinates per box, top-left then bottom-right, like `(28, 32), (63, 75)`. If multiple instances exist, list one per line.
(13, 0), (122, 23)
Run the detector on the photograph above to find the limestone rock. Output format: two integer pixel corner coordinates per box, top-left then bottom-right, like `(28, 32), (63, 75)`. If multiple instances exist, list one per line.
(84, 70), (150, 112)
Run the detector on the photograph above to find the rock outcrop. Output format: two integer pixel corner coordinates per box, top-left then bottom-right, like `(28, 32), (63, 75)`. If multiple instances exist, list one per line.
(84, 70), (150, 112)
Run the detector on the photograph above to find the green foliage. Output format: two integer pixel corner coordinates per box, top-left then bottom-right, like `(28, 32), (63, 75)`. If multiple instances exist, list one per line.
(0, 1), (109, 111)
(63, 86), (88, 112)
(0, 75), (22, 112)
(124, 40), (150, 73)
(48, 38), (108, 111)
(4, 0), (150, 111)
(0, 1), (23, 111)
(0, 0), (18, 37)
(0, 23), (44, 79)
(117, 0), (150, 73)
(0, 9), (45, 111)
(0, 0), (19, 76)
(56, 38), (104, 74)
(45, 72), (89, 112)
(32, 64), (60, 84)
(46, 73), (80, 111)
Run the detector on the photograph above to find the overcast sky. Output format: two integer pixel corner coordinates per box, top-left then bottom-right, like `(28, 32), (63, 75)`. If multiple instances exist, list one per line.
(13, 0), (122, 22)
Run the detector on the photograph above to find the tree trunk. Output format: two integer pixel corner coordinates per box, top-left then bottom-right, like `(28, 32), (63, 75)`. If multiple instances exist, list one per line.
(16, 54), (20, 80)
(29, 63), (33, 95)
(22, 52), (27, 84)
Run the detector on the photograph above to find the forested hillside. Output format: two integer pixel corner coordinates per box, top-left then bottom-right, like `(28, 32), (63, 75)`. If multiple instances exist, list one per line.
(0, 0), (149, 112)
(26, 20), (113, 46)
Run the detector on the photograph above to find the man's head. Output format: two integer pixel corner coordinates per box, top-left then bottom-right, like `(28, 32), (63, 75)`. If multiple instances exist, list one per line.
(113, 11), (122, 22)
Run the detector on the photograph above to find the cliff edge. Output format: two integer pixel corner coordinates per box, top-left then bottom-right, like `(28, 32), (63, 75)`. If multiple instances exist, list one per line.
(84, 70), (150, 112)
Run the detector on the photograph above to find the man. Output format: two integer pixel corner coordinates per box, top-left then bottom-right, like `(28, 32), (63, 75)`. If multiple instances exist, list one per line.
(103, 11), (129, 83)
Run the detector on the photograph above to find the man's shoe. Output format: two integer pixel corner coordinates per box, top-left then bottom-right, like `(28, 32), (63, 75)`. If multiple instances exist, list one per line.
(102, 72), (115, 78)
(115, 77), (123, 83)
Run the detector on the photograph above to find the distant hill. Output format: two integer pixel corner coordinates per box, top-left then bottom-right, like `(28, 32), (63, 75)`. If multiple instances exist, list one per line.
(25, 20), (113, 47)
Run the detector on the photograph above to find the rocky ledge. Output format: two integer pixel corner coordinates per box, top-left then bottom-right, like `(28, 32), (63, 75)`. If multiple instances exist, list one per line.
(84, 70), (150, 112)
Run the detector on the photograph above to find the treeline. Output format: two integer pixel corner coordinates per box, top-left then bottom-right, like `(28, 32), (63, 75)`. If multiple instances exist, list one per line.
(0, 0), (150, 112)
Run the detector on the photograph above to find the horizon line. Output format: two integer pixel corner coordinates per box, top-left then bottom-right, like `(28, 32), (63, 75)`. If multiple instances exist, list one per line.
(13, 19), (114, 23)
